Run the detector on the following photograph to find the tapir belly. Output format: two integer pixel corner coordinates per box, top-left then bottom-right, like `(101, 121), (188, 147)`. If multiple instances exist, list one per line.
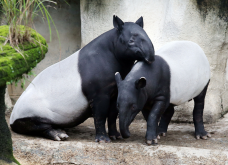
(10, 50), (89, 125)
(157, 41), (210, 105)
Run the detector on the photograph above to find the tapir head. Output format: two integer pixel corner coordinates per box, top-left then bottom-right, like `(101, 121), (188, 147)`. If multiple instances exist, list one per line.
(115, 72), (147, 138)
(113, 16), (154, 64)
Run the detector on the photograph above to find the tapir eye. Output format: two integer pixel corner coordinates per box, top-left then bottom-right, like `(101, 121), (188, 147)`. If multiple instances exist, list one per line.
(131, 104), (137, 110)
(116, 103), (120, 109)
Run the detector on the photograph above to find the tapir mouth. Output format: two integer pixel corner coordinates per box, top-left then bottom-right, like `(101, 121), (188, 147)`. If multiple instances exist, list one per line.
(144, 58), (152, 64)
(137, 48), (152, 64)
(136, 49), (145, 60)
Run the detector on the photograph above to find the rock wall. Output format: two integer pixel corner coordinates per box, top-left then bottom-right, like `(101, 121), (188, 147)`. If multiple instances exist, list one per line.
(80, 0), (228, 123)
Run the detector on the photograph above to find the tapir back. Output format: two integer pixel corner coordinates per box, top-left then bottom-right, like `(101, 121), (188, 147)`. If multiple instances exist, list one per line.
(10, 50), (88, 125)
(156, 41), (210, 105)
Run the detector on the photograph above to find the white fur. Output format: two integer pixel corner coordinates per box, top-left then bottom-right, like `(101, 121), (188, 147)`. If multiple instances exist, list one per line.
(156, 41), (210, 105)
(10, 50), (88, 125)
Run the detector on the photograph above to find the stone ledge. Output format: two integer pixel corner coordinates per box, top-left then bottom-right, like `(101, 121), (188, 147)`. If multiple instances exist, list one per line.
(12, 139), (228, 165)
(8, 113), (228, 165)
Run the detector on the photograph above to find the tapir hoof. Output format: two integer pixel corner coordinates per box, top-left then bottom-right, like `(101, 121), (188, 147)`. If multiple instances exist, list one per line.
(109, 135), (123, 140)
(109, 131), (123, 140)
(145, 139), (158, 146)
(43, 129), (69, 141)
(195, 133), (211, 140)
(95, 135), (111, 143)
(160, 132), (166, 137)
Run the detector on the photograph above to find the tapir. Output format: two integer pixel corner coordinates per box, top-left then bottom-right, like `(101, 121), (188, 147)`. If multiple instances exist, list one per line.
(10, 16), (155, 142)
(115, 41), (211, 145)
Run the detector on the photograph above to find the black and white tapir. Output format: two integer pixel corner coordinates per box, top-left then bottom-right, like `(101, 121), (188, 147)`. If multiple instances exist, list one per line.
(10, 16), (155, 142)
(115, 41), (211, 145)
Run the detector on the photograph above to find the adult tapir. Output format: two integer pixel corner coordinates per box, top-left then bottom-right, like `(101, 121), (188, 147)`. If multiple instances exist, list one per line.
(10, 16), (155, 142)
(115, 41), (211, 145)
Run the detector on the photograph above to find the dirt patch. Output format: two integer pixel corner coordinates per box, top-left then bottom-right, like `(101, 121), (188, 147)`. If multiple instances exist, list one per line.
(6, 113), (228, 164)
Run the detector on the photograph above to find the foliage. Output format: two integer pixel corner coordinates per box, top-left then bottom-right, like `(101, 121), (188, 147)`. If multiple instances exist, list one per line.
(0, 0), (58, 46)
(0, 0), (61, 87)
(0, 25), (48, 87)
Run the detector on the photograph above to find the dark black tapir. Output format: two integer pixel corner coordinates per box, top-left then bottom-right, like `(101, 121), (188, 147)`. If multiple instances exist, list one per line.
(115, 41), (211, 145)
(10, 16), (155, 142)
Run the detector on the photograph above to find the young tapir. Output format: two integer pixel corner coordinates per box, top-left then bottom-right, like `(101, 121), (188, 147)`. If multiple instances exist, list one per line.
(115, 41), (211, 145)
(10, 16), (155, 142)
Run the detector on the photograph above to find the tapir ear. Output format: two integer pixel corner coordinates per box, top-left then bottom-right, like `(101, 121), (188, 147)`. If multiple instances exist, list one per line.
(113, 15), (124, 31)
(135, 77), (146, 89)
(115, 72), (122, 86)
(135, 16), (143, 28)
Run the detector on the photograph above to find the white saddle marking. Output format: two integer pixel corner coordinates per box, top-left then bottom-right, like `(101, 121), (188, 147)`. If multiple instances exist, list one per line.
(10, 50), (88, 125)
(156, 41), (210, 105)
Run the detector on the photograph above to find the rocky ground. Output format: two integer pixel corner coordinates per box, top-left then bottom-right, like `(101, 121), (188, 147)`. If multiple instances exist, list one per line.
(6, 112), (228, 165)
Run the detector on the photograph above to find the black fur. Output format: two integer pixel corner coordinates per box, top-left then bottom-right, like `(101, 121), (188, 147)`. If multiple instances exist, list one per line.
(78, 16), (154, 142)
(117, 56), (171, 140)
(157, 104), (175, 135)
(193, 81), (210, 138)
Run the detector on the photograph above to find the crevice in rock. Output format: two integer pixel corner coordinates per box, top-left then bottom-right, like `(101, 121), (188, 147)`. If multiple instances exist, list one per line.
(220, 92), (228, 118)
(195, 0), (228, 22)
(220, 96), (225, 117)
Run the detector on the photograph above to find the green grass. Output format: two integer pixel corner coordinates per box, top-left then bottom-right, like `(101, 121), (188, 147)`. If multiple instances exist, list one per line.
(0, 0), (59, 46)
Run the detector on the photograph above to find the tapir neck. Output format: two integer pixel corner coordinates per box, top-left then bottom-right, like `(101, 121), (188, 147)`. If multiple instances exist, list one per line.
(125, 56), (171, 101)
(81, 29), (118, 55)
(81, 29), (135, 66)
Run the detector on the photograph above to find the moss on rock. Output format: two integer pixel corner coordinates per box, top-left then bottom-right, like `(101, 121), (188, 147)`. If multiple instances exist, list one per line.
(0, 25), (48, 87)
(0, 25), (47, 165)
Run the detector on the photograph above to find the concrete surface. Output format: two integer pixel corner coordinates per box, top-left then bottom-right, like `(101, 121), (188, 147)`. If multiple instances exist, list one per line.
(7, 113), (228, 165)
(80, 0), (228, 123)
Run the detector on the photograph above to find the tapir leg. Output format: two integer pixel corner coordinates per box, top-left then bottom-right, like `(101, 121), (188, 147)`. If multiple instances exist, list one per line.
(91, 95), (111, 143)
(193, 81), (211, 140)
(108, 99), (122, 140)
(10, 117), (69, 141)
(145, 98), (169, 145)
(157, 104), (175, 137)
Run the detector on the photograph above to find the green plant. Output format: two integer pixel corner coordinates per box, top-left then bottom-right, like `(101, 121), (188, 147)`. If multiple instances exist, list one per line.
(0, 0), (59, 46)
(0, 25), (48, 87)
(0, 0), (63, 88)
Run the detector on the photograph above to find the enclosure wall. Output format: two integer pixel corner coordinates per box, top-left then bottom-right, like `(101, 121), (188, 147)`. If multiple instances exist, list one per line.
(80, 0), (228, 123)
